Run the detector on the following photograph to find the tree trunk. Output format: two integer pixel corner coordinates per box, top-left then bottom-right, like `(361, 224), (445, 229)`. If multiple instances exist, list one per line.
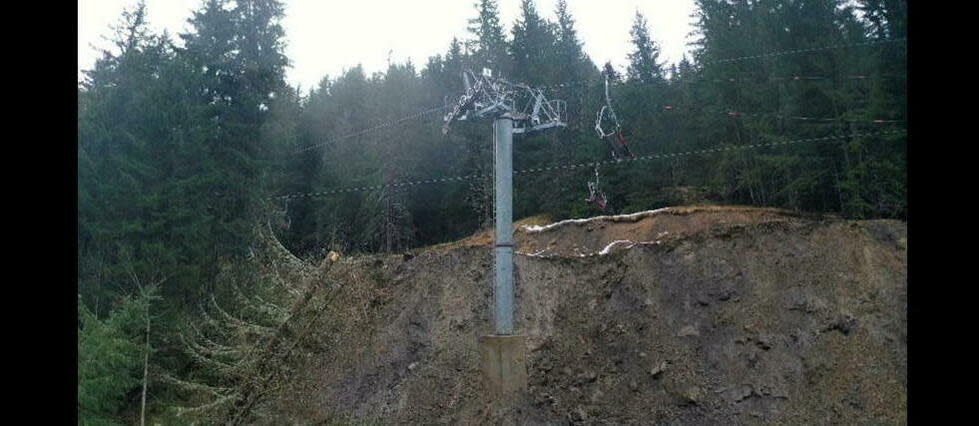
(141, 307), (150, 426)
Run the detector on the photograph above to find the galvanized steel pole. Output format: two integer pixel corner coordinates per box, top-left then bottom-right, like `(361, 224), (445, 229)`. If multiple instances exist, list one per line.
(493, 116), (514, 335)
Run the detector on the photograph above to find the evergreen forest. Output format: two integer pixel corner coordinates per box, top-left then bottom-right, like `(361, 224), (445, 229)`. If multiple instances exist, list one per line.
(77, 0), (906, 423)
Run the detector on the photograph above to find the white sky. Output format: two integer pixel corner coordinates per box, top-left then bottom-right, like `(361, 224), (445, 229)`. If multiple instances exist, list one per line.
(79, 0), (698, 91)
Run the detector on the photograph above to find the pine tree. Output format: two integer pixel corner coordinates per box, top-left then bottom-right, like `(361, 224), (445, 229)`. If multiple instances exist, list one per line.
(467, 0), (511, 76)
(551, 0), (596, 130)
(509, 0), (557, 85)
(176, 0), (292, 283)
(78, 1), (199, 307)
(841, 0), (906, 218)
(553, 0), (588, 77)
(78, 285), (160, 425)
(627, 11), (665, 85)
(305, 66), (373, 252)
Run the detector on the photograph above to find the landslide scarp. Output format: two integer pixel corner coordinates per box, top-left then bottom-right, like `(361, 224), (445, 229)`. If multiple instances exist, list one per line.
(259, 206), (907, 425)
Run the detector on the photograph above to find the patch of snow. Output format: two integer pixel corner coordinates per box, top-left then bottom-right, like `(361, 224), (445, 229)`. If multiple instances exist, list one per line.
(598, 240), (636, 255)
(520, 207), (674, 233)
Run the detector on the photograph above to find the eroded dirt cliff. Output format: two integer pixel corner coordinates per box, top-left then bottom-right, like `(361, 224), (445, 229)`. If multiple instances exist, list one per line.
(261, 206), (907, 425)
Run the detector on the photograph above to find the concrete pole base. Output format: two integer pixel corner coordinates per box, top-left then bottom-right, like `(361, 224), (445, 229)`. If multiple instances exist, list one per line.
(478, 334), (528, 397)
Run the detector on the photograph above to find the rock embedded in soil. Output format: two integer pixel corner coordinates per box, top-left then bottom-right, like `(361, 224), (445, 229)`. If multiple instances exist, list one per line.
(680, 386), (703, 406)
(727, 384), (754, 402)
(677, 325), (700, 337)
(650, 361), (668, 378)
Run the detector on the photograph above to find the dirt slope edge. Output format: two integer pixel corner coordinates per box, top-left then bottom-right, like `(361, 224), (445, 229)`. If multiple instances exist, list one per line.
(265, 207), (907, 425)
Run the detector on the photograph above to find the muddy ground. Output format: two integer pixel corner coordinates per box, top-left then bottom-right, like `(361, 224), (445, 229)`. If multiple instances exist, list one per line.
(262, 206), (907, 425)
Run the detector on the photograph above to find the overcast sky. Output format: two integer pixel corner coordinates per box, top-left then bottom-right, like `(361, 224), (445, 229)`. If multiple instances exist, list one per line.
(79, 0), (698, 91)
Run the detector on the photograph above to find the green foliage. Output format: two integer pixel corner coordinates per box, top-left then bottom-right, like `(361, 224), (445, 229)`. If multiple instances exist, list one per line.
(78, 300), (139, 425)
(671, 0), (907, 217)
(79, 0), (293, 303)
(627, 11), (666, 84)
(510, 0), (559, 85)
(78, 285), (159, 425)
(468, 0), (511, 75)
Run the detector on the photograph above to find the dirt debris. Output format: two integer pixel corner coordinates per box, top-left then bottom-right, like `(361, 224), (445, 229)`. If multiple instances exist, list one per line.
(260, 205), (906, 425)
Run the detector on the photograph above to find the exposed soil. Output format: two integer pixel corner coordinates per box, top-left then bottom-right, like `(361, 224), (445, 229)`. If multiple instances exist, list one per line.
(262, 205), (907, 425)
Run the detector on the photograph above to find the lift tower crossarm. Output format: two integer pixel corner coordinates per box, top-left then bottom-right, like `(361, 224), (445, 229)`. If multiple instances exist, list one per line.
(442, 69), (566, 136)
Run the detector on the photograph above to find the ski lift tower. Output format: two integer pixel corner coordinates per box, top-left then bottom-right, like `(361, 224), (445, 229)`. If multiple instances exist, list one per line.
(443, 68), (566, 397)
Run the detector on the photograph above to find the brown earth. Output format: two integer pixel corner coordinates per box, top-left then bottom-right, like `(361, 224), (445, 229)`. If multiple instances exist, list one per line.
(261, 205), (907, 425)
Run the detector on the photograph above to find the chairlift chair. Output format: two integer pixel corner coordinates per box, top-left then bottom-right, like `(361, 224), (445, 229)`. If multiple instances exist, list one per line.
(594, 73), (633, 159)
(585, 163), (608, 211)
